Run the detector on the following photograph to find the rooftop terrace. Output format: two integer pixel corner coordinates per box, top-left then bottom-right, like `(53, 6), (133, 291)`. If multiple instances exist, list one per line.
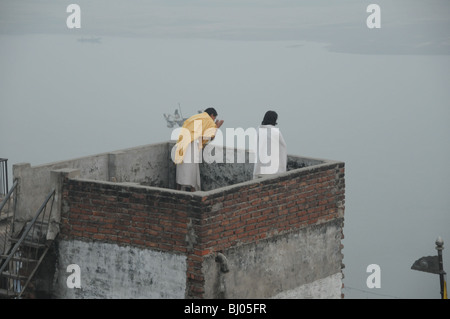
(9, 141), (345, 298)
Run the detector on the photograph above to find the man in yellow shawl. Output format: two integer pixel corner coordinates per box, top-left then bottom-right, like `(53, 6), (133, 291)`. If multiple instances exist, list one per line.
(174, 108), (224, 191)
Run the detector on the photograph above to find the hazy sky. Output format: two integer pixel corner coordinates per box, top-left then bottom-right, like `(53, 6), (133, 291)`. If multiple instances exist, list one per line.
(1, 0), (449, 54)
(1, 0), (449, 299)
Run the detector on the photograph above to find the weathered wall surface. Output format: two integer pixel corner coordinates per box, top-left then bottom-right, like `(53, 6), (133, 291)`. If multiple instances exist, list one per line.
(109, 143), (170, 187)
(271, 273), (343, 299)
(54, 240), (186, 299)
(13, 155), (108, 226)
(199, 147), (254, 191)
(202, 219), (344, 299)
(168, 142), (256, 191)
(12, 142), (171, 228)
(59, 179), (196, 253)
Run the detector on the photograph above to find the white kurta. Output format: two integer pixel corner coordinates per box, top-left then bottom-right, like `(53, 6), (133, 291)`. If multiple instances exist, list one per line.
(253, 125), (287, 179)
(176, 139), (201, 191)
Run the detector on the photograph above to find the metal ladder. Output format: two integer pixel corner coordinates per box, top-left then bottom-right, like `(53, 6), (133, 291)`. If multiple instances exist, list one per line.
(0, 181), (56, 299)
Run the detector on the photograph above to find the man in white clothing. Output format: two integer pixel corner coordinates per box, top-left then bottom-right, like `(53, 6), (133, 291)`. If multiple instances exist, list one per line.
(253, 110), (287, 179)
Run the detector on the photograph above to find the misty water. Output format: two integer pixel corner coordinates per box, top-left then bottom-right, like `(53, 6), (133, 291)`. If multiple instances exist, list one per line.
(1, 1), (449, 299)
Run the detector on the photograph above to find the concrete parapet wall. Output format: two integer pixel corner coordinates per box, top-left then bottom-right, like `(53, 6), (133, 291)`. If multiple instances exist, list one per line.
(12, 141), (332, 225)
(55, 240), (187, 299)
(12, 142), (268, 223)
(12, 143), (171, 224)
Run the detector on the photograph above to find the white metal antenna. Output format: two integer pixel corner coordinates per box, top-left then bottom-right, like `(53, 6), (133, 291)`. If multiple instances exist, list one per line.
(178, 103), (183, 119)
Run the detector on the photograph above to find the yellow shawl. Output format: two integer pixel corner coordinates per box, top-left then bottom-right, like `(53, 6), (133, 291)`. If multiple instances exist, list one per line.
(174, 112), (217, 164)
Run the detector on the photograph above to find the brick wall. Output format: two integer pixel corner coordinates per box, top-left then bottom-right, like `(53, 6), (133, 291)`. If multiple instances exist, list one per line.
(194, 162), (345, 297)
(198, 163), (345, 252)
(60, 179), (206, 298)
(60, 161), (345, 298)
(60, 180), (198, 254)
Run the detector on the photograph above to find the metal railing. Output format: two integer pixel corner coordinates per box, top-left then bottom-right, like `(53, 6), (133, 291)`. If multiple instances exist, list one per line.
(0, 180), (18, 254)
(0, 187), (55, 298)
(0, 158), (8, 197)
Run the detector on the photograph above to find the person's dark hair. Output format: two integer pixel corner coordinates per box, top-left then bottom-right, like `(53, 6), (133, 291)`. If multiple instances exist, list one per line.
(261, 110), (278, 125)
(204, 107), (218, 117)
